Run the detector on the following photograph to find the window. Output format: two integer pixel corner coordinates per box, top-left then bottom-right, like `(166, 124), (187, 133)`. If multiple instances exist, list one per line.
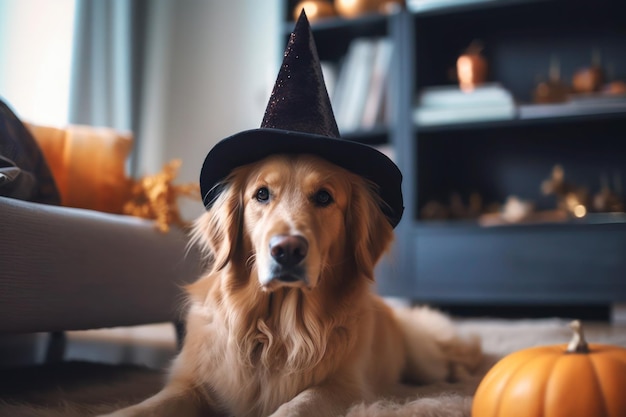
(0, 0), (76, 126)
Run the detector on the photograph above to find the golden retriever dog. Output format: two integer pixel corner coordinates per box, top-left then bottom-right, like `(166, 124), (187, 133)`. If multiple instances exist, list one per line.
(102, 154), (481, 417)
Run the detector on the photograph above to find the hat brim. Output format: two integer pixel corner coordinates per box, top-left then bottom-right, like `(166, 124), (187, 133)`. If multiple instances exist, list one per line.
(199, 128), (404, 228)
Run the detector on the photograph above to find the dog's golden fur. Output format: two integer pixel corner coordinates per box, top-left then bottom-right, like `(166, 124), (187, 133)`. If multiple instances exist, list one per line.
(102, 154), (481, 417)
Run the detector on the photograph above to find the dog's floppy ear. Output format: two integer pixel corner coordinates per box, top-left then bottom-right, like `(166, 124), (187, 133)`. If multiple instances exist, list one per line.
(191, 175), (244, 272)
(347, 179), (394, 281)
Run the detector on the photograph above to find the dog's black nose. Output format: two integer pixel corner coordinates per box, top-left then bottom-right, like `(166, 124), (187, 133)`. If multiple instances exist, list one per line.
(269, 235), (308, 268)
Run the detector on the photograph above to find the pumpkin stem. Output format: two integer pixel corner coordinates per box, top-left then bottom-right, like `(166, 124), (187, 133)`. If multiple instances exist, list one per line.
(566, 320), (590, 354)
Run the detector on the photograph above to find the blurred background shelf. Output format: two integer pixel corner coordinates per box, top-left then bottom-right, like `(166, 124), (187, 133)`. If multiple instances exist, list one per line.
(283, 0), (626, 316)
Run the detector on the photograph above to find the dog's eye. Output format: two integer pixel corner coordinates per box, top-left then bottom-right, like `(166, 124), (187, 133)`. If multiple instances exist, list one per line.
(256, 187), (270, 203)
(313, 189), (333, 207)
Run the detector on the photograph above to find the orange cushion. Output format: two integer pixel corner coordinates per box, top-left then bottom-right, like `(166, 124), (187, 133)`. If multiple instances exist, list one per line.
(26, 123), (133, 214)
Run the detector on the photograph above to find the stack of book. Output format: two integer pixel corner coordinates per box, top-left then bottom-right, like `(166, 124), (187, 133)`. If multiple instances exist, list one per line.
(323, 37), (394, 134)
(407, 0), (502, 13)
(413, 83), (516, 126)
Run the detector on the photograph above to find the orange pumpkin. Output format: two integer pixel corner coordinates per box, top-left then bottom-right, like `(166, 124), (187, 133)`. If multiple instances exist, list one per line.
(472, 320), (626, 417)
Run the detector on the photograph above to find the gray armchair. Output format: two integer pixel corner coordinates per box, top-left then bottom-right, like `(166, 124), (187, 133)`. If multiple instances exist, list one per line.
(0, 196), (201, 340)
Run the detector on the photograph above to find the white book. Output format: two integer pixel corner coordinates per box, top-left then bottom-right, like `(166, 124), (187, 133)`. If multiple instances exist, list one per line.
(414, 104), (516, 126)
(361, 38), (393, 129)
(337, 39), (377, 133)
(320, 61), (338, 109)
(407, 0), (501, 13)
(333, 42), (361, 132)
(329, 56), (351, 126)
(417, 83), (514, 109)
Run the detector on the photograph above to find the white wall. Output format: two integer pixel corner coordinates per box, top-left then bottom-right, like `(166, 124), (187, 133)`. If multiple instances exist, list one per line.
(138, 0), (282, 219)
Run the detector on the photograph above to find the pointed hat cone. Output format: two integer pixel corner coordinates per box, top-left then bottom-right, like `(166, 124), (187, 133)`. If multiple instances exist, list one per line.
(199, 10), (404, 227)
(261, 10), (340, 138)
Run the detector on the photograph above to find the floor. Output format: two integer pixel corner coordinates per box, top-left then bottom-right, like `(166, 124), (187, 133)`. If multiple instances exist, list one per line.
(65, 323), (179, 370)
(2, 303), (625, 371)
(1, 317), (625, 417)
(0, 323), (178, 371)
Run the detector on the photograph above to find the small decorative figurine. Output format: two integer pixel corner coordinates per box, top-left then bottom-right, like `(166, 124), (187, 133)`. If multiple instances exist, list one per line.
(592, 172), (624, 213)
(604, 80), (626, 95)
(500, 196), (534, 224)
(541, 164), (589, 218)
(456, 40), (488, 92)
(572, 49), (605, 94)
(533, 55), (570, 103)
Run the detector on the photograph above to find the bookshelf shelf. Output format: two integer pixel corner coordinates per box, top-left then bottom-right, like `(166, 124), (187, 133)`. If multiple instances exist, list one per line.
(416, 103), (626, 132)
(518, 102), (626, 121)
(283, 0), (626, 310)
(416, 213), (626, 236)
(341, 125), (389, 145)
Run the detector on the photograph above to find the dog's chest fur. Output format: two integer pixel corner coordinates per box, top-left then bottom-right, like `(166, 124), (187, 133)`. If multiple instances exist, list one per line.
(185, 286), (358, 417)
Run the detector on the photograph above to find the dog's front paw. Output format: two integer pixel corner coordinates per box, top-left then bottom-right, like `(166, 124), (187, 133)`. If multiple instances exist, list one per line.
(441, 333), (483, 382)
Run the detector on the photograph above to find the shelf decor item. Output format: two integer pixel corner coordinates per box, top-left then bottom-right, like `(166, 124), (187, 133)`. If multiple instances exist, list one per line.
(293, 0), (336, 22)
(604, 80), (626, 95)
(572, 49), (604, 94)
(414, 83), (516, 126)
(472, 320), (626, 417)
(541, 164), (589, 219)
(456, 40), (487, 92)
(334, 0), (404, 18)
(592, 173), (624, 213)
(533, 55), (570, 104)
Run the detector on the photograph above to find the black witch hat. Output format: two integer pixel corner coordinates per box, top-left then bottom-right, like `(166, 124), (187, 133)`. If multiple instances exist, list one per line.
(199, 10), (404, 227)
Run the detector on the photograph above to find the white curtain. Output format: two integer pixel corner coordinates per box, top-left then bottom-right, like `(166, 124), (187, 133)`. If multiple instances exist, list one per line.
(69, 0), (136, 131)
(68, 0), (164, 176)
(68, 0), (281, 190)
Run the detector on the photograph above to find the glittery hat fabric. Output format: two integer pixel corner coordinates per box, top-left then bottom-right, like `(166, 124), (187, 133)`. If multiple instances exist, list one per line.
(199, 10), (404, 227)
(261, 11), (340, 139)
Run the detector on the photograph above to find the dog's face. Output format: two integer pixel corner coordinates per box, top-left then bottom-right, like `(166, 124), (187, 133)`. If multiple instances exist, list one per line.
(242, 154), (350, 291)
(194, 154), (394, 293)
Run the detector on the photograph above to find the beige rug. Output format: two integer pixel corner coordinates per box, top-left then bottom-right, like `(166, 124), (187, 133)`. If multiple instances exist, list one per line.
(1, 318), (625, 417)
